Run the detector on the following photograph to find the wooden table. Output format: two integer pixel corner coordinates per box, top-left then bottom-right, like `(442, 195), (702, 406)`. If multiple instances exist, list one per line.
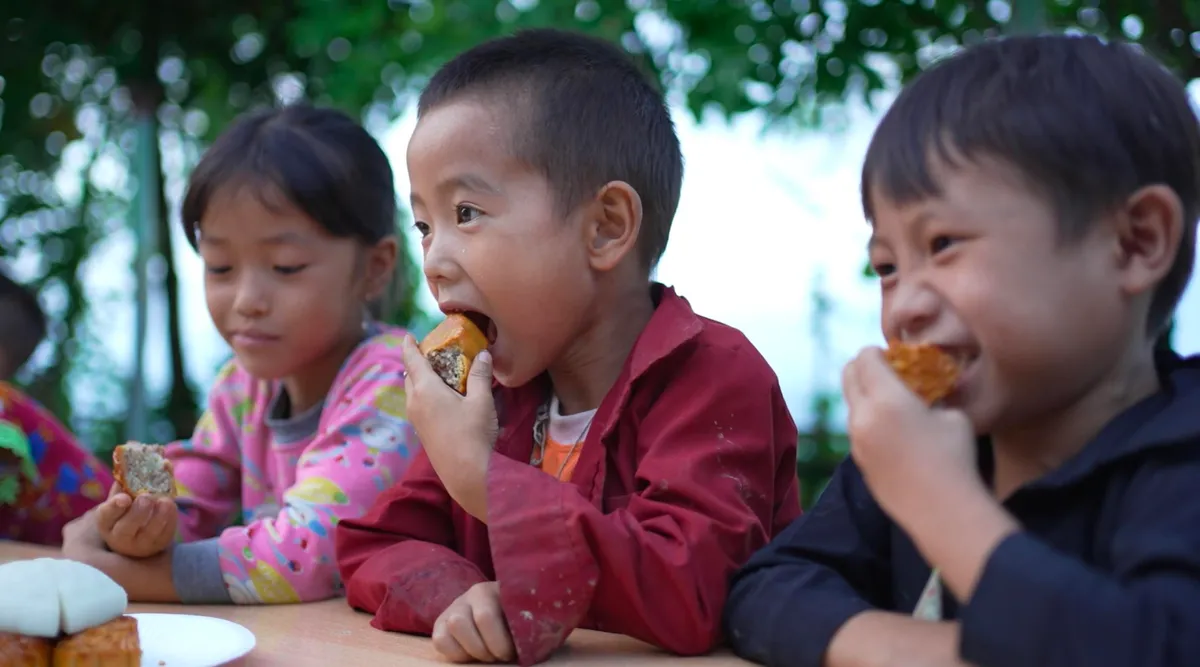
(0, 541), (750, 666)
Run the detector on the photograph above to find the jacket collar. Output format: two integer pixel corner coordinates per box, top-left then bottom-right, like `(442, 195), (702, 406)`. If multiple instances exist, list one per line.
(492, 283), (705, 499)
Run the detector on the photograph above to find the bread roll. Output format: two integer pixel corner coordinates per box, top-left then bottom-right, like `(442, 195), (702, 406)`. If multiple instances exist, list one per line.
(419, 314), (489, 394)
(0, 632), (52, 667)
(883, 342), (960, 405)
(112, 442), (175, 498)
(52, 560), (129, 636)
(0, 559), (60, 638)
(51, 616), (140, 667)
(0, 559), (127, 638)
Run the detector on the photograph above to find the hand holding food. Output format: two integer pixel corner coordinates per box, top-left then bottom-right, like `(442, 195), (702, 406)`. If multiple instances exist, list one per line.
(97, 443), (178, 558)
(401, 316), (499, 522)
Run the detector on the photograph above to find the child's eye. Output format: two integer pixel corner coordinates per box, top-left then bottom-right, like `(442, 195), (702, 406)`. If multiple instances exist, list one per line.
(930, 235), (956, 254)
(413, 221), (430, 237)
(205, 265), (231, 275)
(455, 205), (481, 224)
(274, 264), (307, 275)
(869, 262), (896, 278)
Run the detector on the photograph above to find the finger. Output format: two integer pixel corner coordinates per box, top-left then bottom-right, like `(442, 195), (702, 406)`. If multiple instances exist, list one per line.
(129, 493), (156, 523)
(464, 350), (493, 400)
(445, 609), (495, 662)
(157, 496), (178, 518)
(110, 496), (153, 545)
(107, 513), (140, 548)
(400, 334), (419, 369)
(841, 351), (872, 410)
(115, 491), (133, 510)
(94, 497), (129, 535)
(401, 335), (435, 386)
(856, 346), (909, 393)
(144, 499), (175, 545)
(841, 360), (866, 461)
(472, 592), (515, 662)
(107, 482), (125, 500)
(432, 615), (473, 663)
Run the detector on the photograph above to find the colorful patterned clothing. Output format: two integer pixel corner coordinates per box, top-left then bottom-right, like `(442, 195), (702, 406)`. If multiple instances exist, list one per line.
(0, 383), (110, 545)
(170, 325), (417, 604)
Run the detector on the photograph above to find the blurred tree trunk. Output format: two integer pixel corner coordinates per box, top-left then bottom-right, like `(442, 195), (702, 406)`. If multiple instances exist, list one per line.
(127, 0), (197, 442)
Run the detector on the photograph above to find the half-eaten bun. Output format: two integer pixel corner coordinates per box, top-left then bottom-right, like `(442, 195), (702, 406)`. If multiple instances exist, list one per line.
(113, 442), (175, 498)
(883, 342), (960, 405)
(419, 314), (490, 395)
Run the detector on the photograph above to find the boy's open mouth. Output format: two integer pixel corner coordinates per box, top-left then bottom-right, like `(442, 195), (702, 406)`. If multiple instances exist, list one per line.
(461, 311), (497, 344)
(937, 345), (978, 368)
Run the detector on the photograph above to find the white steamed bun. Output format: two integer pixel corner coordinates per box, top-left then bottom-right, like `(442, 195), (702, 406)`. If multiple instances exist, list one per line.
(0, 558), (127, 637)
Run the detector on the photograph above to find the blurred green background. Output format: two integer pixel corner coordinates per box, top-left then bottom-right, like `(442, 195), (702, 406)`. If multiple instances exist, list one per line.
(1, 0), (1191, 508)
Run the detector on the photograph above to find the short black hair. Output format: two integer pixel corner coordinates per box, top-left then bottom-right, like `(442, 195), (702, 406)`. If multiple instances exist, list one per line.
(0, 270), (47, 374)
(862, 34), (1200, 337)
(418, 28), (684, 269)
(182, 104), (397, 248)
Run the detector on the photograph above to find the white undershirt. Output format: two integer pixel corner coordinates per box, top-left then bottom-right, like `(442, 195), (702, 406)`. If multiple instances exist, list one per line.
(547, 395), (597, 444)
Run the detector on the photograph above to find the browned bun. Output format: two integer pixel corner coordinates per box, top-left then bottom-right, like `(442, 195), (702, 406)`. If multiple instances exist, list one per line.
(883, 342), (960, 405)
(51, 616), (141, 667)
(0, 632), (52, 667)
(419, 314), (490, 395)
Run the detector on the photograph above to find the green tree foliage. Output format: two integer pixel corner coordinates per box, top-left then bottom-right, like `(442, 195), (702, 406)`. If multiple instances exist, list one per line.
(0, 1), (1195, 456)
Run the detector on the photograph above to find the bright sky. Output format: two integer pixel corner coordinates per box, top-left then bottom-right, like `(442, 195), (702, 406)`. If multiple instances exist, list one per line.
(25, 95), (1200, 431)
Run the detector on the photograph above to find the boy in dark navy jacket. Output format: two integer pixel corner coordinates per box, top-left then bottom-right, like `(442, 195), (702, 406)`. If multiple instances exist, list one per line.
(725, 34), (1200, 667)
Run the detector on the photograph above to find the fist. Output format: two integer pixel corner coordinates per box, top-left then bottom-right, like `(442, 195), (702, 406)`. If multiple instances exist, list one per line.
(96, 483), (178, 558)
(432, 582), (516, 663)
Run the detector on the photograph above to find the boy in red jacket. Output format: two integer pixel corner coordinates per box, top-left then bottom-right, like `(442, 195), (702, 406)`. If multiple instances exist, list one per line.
(0, 270), (111, 544)
(335, 29), (800, 665)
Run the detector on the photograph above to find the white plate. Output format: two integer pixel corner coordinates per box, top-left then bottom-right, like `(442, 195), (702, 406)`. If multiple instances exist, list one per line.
(130, 613), (256, 667)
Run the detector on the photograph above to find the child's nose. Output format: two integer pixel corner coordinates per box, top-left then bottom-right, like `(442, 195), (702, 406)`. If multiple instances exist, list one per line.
(422, 234), (463, 286)
(233, 276), (270, 317)
(883, 279), (941, 342)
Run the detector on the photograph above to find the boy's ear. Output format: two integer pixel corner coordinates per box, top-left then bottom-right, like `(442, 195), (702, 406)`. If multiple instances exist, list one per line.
(363, 236), (400, 302)
(585, 181), (642, 272)
(1114, 184), (1184, 297)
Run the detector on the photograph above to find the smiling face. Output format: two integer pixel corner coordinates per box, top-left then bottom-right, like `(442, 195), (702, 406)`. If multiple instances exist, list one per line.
(407, 100), (597, 388)
(866, 158), (1131, 435)
(198, 186), (376, 382)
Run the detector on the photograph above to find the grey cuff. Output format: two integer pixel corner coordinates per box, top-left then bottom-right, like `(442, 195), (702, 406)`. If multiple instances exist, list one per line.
(171, 538), (233, 604)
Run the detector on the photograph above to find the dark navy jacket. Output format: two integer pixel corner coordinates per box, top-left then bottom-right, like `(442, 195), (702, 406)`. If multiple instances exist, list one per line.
(725, 351), (1200, 667)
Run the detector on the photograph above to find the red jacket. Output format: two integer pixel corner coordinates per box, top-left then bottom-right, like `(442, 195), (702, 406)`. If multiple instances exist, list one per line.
(336, 286), (800, 665)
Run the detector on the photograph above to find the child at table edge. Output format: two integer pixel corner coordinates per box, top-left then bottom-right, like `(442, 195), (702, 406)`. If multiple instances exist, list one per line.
(723, 34), (1200, 667)
(61, 105), (419, 606)
(0, 270), (112, 545)
(334, 28), (801, 666)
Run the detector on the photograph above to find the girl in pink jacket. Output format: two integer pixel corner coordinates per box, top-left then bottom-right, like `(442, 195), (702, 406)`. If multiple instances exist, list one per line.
(61, 105), (418, 605)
